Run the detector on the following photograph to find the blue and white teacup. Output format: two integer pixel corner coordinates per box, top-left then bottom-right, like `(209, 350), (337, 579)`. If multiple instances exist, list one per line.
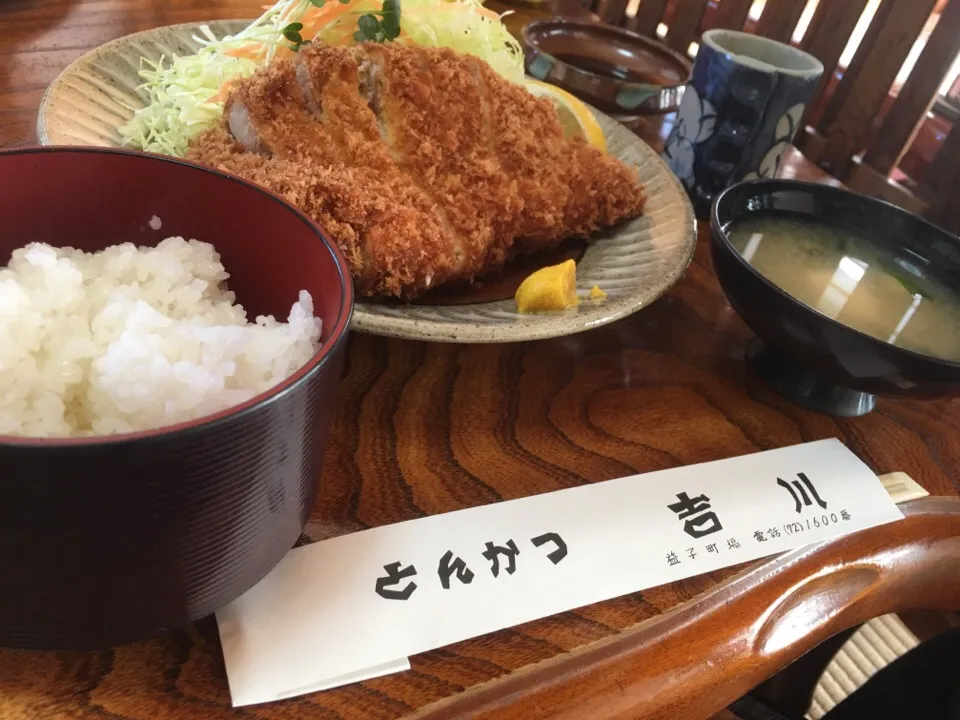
(662, 29), (824, 216)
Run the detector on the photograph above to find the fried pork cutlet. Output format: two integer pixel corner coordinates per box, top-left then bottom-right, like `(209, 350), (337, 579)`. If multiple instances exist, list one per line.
(187, 43), (646, 299)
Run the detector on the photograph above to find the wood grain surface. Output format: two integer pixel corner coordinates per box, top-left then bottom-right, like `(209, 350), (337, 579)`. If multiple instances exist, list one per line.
(2, 1), (960, 719)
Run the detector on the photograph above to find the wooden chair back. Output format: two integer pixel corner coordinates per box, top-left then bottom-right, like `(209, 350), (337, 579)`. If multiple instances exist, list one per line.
(591, 0), (960, 235)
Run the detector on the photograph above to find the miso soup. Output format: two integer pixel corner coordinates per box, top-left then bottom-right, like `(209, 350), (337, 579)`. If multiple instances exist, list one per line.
(726, 215), (960, 362)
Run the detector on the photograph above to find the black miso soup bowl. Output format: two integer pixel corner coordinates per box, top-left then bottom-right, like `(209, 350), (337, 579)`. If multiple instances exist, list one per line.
(0, 147), (353, 650)
(711, 179), (960, 417)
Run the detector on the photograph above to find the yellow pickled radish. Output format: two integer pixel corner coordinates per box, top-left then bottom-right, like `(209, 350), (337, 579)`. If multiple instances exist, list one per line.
(590, 285), (607, 301)
(515, 259), (579, 313)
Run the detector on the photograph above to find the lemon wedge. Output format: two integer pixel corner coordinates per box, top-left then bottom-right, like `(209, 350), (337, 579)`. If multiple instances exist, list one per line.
(524, 79), (607, 153)
(515, 259), (579, 313)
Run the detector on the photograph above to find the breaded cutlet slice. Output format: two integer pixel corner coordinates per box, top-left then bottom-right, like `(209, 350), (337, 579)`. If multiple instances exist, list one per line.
(470, 57), (570, 248)
(296, 45), (466, 287)
(471, 58), (646, 255)
(225, 59), (341, 164)
(360, 44), (523, 280)
(210, 50), (459, 296)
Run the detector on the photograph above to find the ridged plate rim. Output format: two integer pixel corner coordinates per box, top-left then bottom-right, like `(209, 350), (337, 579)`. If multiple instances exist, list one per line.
(37, 20), (697, 344)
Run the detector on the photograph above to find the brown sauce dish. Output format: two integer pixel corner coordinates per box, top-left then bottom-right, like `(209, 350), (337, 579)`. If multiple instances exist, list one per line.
(522, 18), (692, 126)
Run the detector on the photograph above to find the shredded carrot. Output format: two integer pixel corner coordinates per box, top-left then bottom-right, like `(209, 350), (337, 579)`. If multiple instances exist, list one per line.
(210, 79), (238, 103)
(225, 45), (264, 59)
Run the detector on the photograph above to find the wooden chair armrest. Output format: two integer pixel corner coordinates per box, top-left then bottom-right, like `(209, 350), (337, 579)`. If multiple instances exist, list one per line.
(413, 497), (960, 720)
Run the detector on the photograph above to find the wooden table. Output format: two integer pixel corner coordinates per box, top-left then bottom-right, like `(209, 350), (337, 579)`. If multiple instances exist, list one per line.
(2, 2), (959, 719)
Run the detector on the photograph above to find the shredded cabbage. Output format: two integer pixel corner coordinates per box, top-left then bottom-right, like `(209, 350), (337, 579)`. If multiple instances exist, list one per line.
(119, 0), (524, 156)
(316, 0), (524, 83)
(118, 51), (257, 158)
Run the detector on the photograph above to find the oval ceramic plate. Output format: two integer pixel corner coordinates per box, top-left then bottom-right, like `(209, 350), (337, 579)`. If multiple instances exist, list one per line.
(38, 21), (696, 343)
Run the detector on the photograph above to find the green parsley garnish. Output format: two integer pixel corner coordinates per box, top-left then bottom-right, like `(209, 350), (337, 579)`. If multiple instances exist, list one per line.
(281, 21), (312, 51)
(354, 0), (401, 43)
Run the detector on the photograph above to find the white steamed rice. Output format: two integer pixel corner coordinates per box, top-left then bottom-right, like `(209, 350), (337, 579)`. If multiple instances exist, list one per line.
(0, 237), (322, 438)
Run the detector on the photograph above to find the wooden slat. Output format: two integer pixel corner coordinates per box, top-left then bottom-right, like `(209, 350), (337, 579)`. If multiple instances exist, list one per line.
(862, 0), (960, 175)
(800, 0), (870, 126)
(597, 0), (632, 25)
(801, 0), (870, 61)
(924, 125), (960, 235)
(665, 0), (711, 52)
(816, 0), (898, 132)
(809, 0), (939, 177)
(592, 0), (627, 25)
(633, 0), (670, 36)
(711, 0), (754, 31)
(754, 0), (808, 44)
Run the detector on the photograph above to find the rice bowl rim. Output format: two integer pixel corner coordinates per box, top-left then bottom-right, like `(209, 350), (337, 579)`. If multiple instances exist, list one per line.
(0, 146), (354, 449)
